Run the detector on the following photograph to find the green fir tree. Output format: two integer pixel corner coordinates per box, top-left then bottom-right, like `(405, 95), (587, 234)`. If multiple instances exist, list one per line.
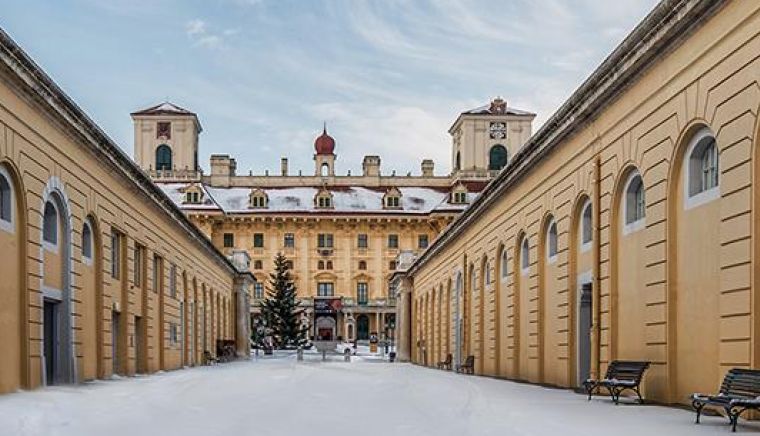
(260, 253), (309, 348)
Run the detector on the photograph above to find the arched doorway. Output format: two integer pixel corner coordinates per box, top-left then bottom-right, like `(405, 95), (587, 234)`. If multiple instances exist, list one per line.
(316, 316), (337, 341)
(356, 314), (370, 340)
(41, 185), (74, 386)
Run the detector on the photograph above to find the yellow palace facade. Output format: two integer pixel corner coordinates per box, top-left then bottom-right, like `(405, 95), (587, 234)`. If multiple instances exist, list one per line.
(394, 0), (760, 405)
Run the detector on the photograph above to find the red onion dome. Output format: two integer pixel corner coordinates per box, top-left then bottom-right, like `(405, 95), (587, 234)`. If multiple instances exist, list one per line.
(314, 126), (335, 155)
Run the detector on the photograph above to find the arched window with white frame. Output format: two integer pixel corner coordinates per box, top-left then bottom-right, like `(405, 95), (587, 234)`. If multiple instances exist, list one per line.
(546, 220), (558, 263)
(623, 171), (646, 234)
(685, 127), (720, 209)
(580, 200), (592, 251)
(43, 201), (58, 248)
(500, 249), (508, 281)
(82, 220), (93, 261)
(520, 237), (530, 274)
(0, 166), (14, 233)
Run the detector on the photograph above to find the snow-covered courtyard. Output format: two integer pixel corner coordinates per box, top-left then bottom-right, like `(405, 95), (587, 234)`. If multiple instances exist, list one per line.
(0, 349), (755, 435)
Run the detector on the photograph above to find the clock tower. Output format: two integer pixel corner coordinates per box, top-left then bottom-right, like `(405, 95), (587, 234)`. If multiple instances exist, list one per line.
(449, 97), (535, 179)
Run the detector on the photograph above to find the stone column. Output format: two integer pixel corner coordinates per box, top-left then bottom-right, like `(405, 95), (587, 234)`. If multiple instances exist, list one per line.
(394, 275), (413, 362)
(229, 249), (254, 358)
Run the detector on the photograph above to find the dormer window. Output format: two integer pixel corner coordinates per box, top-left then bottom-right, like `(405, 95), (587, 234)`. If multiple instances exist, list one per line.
(157, 122), (171, 139)
(383, 188), (402, 209)
(450, 184), (469, 204)
(315, 189), (334, 209)
(183, 184), (204, 205)
(249, 189), (268, 209)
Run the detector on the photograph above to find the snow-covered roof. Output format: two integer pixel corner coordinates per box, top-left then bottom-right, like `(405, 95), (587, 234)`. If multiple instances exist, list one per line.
(157, 183), (478, 215)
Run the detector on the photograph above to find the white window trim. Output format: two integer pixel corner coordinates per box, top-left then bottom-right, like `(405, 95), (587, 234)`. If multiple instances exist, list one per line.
(42, 201), (59, 253)
(547, 221), (558, 265)
(622, 171), (646, 236)
(82, 221), (93, 266)
(521, 239), (530, 276)
(580, 200), (592, 253)
(0, 166), (15, 234)
(684, 128), (720, 210)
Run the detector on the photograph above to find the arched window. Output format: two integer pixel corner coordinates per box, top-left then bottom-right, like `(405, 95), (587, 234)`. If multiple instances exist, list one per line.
(0, 167), (14, 230)
(455, 151), (461, 171)
(485, 261), (491, 287)
(254, 260), (263, 270)
(547, 220), (558, 261)
(321, 163), (330, 177)
(489, 145), (508, 171)
(155, 145), (173, 171)
(82, 221), (93, 260)
(581, 200), (592, 249)
(315, 190), (333, 209)
(521, 237), (530, 273)
(43, 201), (58, 246)
(470, 267), (477, 295)
(687, 128), (719, 202)
(358, 260), (367, 270)
(500, 249), (508, 280)
(624, 172), (646, 226)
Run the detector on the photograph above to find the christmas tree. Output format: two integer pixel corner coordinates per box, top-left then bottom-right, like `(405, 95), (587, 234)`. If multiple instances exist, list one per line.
(260, 253), (309, 348)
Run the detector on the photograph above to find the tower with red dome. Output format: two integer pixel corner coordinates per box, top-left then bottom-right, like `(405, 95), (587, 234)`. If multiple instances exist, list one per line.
(314, 124), (336, 177)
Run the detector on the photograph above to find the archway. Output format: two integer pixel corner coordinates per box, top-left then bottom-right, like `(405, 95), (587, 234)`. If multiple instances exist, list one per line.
(40, 184), (75, 386)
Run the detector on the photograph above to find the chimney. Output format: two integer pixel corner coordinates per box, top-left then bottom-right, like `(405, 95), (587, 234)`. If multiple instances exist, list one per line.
(421, 159), (434, 177)
(281, 158), (288, 176)
(362, 155), (381, 177)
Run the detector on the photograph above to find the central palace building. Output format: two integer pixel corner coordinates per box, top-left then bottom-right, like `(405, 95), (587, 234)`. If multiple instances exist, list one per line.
(132, 99), (534, 342)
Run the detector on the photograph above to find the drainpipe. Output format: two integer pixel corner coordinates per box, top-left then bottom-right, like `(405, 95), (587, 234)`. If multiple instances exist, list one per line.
(591, 157), (602, 380)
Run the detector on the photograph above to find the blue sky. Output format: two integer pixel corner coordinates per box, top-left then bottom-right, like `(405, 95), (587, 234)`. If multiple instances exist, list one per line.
(1, 0), (659, 176)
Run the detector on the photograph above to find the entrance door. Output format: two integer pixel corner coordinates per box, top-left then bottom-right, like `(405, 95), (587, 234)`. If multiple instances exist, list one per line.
(356, 315), (370, 340)
(44, 301), (58, 384)
(577, 282), (593, 386)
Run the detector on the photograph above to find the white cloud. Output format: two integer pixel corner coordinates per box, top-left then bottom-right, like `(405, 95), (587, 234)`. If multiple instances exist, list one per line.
(185, 19), (236, 50)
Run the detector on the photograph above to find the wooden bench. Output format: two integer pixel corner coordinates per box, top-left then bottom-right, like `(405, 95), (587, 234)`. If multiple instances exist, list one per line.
(692, 368), (760, 432)
(583, 360), (650, 404)
(457, 355), (475, 374)
(437, 353), (453, 370)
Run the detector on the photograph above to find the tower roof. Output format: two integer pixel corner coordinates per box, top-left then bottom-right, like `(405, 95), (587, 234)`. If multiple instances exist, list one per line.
(461, 97), (535, 116)
(314, 125), (335, 155)
(131, 102), (197, 117)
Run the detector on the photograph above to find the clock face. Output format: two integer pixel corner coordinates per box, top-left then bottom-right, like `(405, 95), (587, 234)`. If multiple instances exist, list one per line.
(490, 122), (507, 139)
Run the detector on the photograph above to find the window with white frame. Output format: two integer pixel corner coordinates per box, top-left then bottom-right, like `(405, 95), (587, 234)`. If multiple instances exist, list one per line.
(43, 201), (58, 246)
(253, 282), (264, 300)
(500, 249), (508, 280)
(623, 172), (646, 233)
(547, 220), (558, 262)
(686, 128), (720, 208)
(317, 282), (334, 297)
(0, 168), (13, 231)
(580, 200), (592, 251)
(357, 282), (369, 305)
(521, 237), (530, 274)
(82, 221), (93, 261)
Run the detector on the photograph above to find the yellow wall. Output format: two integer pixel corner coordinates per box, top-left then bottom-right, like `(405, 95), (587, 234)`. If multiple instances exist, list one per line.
(408, 0), (760, 405)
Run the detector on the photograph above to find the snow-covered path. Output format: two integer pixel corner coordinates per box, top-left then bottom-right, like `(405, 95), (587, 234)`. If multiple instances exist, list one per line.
(0, 351), (754, 435)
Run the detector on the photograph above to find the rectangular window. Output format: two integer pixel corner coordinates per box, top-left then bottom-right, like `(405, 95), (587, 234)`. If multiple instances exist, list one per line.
(418, 234), (429, 249)
(169, 323), (177, 346)
(317, 282), (334, 297)
(223, 233), (234, 248)
(253, 233), (265, 248)
(152, 255), (162, 294)
(169, 264), (177, 298)
(254, 282), (264, 300)
(389, 260), (397, 270)
(157, 121), (171, 139)
(357, 234), (368, 249)
(357, 282), (369, 305)
(134, 244), (144, 288)
(317, 233), (334, 248)
(284, 233), (295, 248)
(388, 234), (399, 249)
(111, 230), (121, 279)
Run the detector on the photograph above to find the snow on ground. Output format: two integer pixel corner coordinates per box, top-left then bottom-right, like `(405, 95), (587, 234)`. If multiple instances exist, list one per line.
(0, 350), (753, 436)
